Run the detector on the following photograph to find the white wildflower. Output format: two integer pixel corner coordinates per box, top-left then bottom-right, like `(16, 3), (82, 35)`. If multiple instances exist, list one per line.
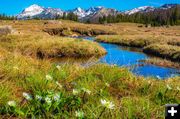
(177, 86), (180, 91)
(105, 83), (110, 87)
(82, 88), (91, 95)
(86, 90), (91, 95)
(56, 65), (61, 70)
(46, 75), (53, 81)
(55, 81), (63, 88)
(53, 93), (60, 102)
(23, 92), (32, 100)
(35, 95), (42, 101)
(45, 97), (52, 104)
(100, 99), (115, 109)
(75, 111), (84, 118)
(7, 101), (16, 107)
(73, 89), (79, 95)
(166, 84), (172, 90)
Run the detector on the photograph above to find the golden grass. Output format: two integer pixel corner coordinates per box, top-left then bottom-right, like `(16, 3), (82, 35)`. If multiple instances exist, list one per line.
(1, 20), (108, 58)
(0, 32), (106, 59)
(0, 19), (179, 62)
(143, 44), (180, 61)
(140, 58), (180, 69)
(1, 20), (179, 36)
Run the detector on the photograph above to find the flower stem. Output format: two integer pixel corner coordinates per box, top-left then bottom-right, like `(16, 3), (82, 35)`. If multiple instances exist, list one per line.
(98, 107), (106, 119)
(82, 92), (86, 104)
(164, 89), (168, 95)
(174, 91), (179, 97)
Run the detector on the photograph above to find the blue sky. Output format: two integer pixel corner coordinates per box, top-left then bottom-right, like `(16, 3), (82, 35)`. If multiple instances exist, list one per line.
(0, 0), (180, 15)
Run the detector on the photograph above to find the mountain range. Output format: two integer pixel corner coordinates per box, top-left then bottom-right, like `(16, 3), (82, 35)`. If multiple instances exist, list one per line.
(17, 4), (178, 22)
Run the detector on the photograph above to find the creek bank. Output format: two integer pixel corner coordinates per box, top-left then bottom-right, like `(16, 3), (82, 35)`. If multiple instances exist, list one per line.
(0, 34), (107, 59)
(139, 58), (180, 70)
(43, 27), (117, 37)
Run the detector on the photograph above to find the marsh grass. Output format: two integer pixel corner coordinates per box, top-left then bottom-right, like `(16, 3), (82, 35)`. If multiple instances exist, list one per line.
(0, 54), (179, 118)
(143, 44), (180, 61)
(140, 58), (180, 69)
(0, 83), (13, 105)
(0, 34), (106, 59)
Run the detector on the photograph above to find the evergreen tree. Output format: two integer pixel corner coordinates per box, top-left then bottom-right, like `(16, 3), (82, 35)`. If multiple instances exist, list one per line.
(173, 5), (179, 24)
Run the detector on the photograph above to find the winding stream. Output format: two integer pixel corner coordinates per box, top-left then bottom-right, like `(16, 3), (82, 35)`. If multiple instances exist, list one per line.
(84, 37), (179, 79)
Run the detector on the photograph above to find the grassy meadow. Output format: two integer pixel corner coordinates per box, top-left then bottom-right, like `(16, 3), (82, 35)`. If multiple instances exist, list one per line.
(0, 20), (180, 118)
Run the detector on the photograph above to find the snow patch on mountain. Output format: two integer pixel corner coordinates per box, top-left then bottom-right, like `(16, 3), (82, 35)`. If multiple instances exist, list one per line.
(70, 6), (103, 18)
(85, 6), (104, 16)
(71, 7), (86, 18)
(124, 6), (155, 15)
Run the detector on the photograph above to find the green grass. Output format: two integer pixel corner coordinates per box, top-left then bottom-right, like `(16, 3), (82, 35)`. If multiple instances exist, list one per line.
(0, 83), (13, 105)
(0, 54), (179, 118)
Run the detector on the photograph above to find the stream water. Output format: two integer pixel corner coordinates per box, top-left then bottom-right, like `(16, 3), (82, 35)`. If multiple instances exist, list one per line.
(84, 37), (179, 79)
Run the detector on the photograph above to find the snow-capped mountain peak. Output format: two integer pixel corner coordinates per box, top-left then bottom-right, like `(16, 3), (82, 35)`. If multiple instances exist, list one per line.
(17, 4), (44, 19)
(125, 6), (155, 15)
(17, 4), (178, 20)
(85, 6), (104, 16)
(70, 7), (86, 18)
(45, 8), (63, 14)
(17, 4), (64, 19)
(23, 4), (44, 12)
(160, 4), (177, 9)
(70, 6), (104, 18)
(76, 7), (84, 12)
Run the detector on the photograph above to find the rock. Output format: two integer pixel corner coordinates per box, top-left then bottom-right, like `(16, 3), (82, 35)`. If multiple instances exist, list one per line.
(13, 20), (18, 23)
(0, 26), (14, 35)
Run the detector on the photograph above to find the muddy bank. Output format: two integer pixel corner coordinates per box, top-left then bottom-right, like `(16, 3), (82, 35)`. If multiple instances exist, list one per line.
(43, 27), (116, 37)
(139, 58), (180, 70)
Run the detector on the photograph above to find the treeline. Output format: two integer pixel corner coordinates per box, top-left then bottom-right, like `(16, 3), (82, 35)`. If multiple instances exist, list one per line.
(99, 5), (180, 26)
(22, 12), (78, 21)
(56, 12), (78, 21)
(0, 14), (16, 20)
